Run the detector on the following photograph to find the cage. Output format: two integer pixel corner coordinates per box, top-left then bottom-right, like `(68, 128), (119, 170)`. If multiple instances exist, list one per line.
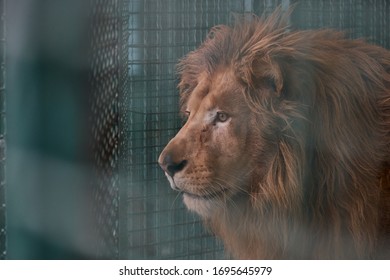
(2, 0), (390, 259)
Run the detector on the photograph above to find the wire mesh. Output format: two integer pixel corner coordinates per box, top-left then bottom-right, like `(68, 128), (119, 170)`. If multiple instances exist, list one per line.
(89, 0), (125, 259)
(0, 0), (6, 260)
(291, 0), (390, 49)
(253, 0), (286, 15)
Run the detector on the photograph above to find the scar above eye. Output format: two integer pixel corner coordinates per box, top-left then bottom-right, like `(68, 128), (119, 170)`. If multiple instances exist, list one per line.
(202, 108), (219, 123)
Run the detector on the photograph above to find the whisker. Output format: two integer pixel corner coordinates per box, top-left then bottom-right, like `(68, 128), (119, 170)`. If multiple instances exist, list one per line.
(170, 190), (183, 210)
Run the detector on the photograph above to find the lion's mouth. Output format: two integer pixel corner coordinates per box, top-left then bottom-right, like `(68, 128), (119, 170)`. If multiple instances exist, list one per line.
(182, 188), (228, 200)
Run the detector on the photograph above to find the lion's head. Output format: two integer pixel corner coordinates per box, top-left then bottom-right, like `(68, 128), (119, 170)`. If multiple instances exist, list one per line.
(158, 68), (266, 217)
(158, 10), (390, 259)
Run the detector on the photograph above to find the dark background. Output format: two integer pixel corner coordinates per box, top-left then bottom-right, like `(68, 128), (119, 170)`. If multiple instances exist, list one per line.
(1, 0), (389, 259)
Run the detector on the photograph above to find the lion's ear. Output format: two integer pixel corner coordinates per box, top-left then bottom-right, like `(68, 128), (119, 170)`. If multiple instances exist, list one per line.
(239, 56), (284, 97)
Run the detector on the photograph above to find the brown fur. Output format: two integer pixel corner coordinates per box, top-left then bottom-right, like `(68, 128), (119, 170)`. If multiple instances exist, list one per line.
(159, 9), (390, 259)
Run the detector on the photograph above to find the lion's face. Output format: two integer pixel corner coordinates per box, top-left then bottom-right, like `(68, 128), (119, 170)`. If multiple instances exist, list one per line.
(159, 69), (268, 217)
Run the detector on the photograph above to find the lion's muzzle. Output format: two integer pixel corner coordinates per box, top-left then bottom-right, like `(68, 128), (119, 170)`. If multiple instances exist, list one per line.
(158, 141), (189, 191)
(158, 153), (187, 178)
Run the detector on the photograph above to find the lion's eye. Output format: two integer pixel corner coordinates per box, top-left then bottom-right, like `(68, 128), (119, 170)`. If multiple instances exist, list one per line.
(216, 112), (229, 123)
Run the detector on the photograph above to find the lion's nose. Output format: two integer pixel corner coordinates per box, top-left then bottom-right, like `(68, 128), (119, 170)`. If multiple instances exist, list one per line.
(159, 153), (187, 178)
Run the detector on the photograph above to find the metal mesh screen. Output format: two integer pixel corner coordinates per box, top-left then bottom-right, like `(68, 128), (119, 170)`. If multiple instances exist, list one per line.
(291, 0), (390, 49)
(89, 0), (128, 259)
(0, 0), (6, 260)
(89, 0), (389, 260)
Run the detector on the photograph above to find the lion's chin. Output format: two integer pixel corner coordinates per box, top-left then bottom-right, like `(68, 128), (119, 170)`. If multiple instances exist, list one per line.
(182, 193), (217, 218)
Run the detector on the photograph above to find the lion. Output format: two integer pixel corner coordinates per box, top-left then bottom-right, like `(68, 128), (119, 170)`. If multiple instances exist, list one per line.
(158, 9), (390, 259)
